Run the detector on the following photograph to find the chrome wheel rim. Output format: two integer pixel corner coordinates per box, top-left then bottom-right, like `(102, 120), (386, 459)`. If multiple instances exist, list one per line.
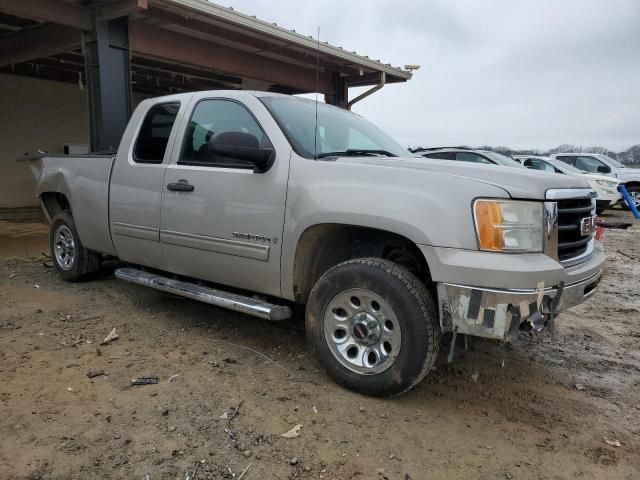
(54, 225), (75, 270)
(630, 190), (640, 208)
(323, 288), (401, 375)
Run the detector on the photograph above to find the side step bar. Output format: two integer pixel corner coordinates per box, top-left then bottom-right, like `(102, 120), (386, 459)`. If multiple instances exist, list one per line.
(115, 268), (292, 321)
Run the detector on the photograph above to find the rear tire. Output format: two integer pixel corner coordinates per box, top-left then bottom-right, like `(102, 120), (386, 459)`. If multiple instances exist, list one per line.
(50, 211), (101, 281)
(305, 258), (440, 397)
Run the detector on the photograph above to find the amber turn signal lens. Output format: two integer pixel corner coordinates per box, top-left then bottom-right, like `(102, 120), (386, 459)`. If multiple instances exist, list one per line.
(474, 200), (504, 251)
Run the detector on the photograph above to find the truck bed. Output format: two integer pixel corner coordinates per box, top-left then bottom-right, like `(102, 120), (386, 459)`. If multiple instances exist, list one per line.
(31, 154), (117, 256)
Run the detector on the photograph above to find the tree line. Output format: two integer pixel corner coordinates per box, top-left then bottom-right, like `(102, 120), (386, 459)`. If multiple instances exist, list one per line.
(477, 144), (640, 165)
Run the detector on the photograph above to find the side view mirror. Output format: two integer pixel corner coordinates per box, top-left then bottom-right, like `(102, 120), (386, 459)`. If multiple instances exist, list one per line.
(208, 131), (275, 173)
(596, 165), (611, 174)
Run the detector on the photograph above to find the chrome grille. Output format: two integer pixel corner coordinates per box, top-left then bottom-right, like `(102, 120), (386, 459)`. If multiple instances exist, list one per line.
(556, 197), (594, 262)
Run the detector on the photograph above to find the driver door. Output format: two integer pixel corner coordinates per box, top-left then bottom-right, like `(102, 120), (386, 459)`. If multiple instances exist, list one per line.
(160, 96), (290, 297)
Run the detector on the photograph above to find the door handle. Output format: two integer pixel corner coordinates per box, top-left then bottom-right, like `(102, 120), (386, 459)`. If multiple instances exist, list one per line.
(167, 180), (194, 192)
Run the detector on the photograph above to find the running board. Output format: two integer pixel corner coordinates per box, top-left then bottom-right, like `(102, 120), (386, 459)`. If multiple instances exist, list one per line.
(114, 268), (292, 321)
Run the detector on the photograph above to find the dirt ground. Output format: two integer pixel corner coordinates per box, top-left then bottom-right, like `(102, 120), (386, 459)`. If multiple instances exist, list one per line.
(1, 209), (639, 480)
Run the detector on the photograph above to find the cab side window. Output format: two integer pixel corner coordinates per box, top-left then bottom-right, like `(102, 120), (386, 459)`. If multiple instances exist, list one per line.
(133, 102), (180, 163)
(180, 99), (269, 168)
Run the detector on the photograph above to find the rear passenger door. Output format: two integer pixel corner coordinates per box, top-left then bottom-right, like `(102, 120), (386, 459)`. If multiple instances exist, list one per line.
(109, 100), (185, 268)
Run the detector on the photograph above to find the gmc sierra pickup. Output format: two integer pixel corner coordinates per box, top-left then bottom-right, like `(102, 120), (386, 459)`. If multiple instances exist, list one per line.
(29, 91), (604, 396)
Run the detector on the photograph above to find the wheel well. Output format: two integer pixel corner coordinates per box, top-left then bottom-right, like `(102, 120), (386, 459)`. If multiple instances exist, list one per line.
(624, 181), (640, 189)
(40, 192), (70, 221)
(292, 224), (432, 304)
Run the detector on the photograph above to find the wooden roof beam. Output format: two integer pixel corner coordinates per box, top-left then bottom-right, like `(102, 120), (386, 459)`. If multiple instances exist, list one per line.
(97, 0), (148, 22)
(129, 22), (330, 94)
(0, 0), (91, 30)
(0, 23), (82, 68)
(0, 0), (148, 31)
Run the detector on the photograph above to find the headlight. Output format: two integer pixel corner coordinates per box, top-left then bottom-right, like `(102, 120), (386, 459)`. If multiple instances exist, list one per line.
(595, 179), (618, 188)
(473, 199), (544, 252)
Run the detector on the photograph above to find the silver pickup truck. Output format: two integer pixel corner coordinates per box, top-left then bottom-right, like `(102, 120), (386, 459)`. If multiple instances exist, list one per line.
(29, 91), (604, 396)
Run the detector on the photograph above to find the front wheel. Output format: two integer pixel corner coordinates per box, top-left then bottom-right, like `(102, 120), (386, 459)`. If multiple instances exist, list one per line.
(623, 185), (640, 210)
(305, 258), (440, 397)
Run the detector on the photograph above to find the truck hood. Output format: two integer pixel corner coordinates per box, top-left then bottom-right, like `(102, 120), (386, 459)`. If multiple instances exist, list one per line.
(335, 156), (591, 199)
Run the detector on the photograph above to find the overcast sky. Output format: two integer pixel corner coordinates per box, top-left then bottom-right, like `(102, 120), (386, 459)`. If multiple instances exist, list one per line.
(225, 0), (639, 151)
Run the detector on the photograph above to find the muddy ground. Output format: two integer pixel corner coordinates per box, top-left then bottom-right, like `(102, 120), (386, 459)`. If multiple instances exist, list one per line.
(0, 209), (639, 480)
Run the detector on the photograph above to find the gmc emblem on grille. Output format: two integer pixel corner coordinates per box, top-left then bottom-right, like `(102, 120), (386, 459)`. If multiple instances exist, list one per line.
(580, 216), (596, 236)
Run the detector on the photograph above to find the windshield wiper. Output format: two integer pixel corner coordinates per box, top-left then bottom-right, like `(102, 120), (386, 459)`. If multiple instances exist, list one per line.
(315, 149), (398, 159)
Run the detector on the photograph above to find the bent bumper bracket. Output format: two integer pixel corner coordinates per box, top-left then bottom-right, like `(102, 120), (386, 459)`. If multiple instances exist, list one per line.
(437, 273), (599, 342)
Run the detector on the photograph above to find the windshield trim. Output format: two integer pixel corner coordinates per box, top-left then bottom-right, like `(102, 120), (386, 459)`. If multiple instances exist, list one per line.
(316, 149), (398, 159)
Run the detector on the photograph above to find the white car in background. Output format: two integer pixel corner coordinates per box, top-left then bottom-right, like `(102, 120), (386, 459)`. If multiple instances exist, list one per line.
(413, 147), (526, 168)
(550, 153), (640, 210)
(514, 155), (621, 214)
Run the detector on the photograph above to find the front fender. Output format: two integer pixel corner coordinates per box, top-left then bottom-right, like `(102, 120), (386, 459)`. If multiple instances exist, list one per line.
(280, 156), (510, 299)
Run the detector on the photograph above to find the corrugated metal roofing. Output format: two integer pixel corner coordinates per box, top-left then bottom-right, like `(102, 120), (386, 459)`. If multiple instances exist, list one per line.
(159, 0), (412, 81)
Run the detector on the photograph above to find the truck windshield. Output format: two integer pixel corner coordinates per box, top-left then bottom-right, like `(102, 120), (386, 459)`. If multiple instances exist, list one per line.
(260, 96), (410, 159)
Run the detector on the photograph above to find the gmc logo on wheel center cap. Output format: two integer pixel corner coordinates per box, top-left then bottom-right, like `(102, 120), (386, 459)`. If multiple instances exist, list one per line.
(353, 324), (368, 340)
(580, 216), (596, 236)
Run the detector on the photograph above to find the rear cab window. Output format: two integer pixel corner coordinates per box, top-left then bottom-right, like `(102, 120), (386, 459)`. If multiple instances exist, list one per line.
(133, 102), (180, 163)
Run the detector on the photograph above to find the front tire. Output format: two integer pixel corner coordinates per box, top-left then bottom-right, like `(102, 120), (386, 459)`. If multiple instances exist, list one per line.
(623, 185), (640, 210)
(305, 258), (440, 397)
(50, 211), (101, 281)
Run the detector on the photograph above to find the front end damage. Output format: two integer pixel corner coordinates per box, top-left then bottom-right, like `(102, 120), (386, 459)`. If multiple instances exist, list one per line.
(436, 270), (601, 342)
(435, 188), (604, 345)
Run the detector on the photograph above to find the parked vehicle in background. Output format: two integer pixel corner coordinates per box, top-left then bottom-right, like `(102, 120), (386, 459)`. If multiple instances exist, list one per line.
(413, 147), (525, 168)
(551, 153), (640, 209)
(514, 155), (621, 214)
(28, 91), (604, 397)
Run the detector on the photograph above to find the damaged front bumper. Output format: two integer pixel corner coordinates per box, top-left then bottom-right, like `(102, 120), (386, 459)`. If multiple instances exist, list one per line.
(436, 270), (601, 341)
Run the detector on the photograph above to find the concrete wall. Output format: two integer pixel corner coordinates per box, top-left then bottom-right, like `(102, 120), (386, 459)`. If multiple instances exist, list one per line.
(0, 73), (90, 208)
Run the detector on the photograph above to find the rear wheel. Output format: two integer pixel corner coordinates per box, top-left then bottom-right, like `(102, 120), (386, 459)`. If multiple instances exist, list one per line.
(50, 211), (101, 281)
(305, 258), (440, 397)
